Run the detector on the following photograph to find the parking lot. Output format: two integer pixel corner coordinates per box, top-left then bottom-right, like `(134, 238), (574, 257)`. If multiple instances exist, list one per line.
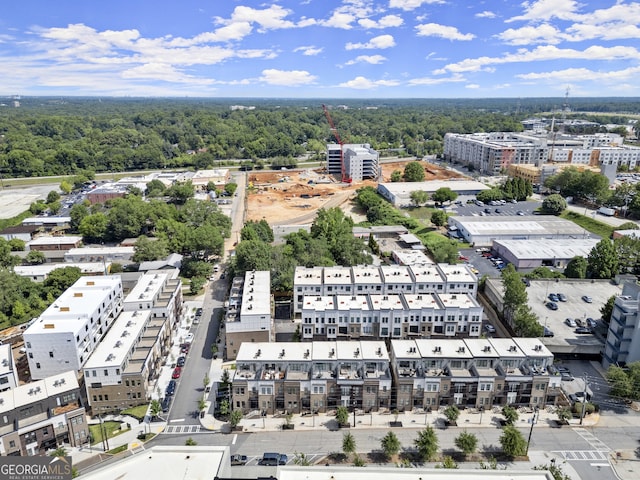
(448, 199), (541, 218)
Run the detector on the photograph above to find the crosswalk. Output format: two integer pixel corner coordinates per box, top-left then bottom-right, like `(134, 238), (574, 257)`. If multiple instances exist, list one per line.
(163, 425), (203, 434)
(572, 427), (611, 451)
(553, 450), (609, 461)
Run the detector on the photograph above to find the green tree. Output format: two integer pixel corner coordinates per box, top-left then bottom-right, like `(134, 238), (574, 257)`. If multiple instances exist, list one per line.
(438, 456), (458, 469)
(149, 399), (161, 419)
(241, 220), (274, 243)
(25, 250), (46, 265)
(342, 432), (356, 456)
(229, 409), (243, 428)
(414, 426), (439, 461)
(501, 264), (528, 322)
(59, 180), (73, 194)
(48, 201), (62, 215)
(219, 399), (230, 418)
(556, 407), (572, 425)
(132, 236), (169, 263)
(224, 183), (238, 196)
(145, 179), (167, 197)
(444, 405), (460, 424)
(454, 430), (478, 456)
(79, 213), (109, 242)
(390, 170), (402, 182)
(533, 461), (573, 480)
(564, 256), (587, 278)
(235, 240), (272, 272)
(8, 239), (25, 251)
(403, 161), (426, 182)
(499, 425), (527, 457)
(432, 187), (458, 205)
(513, 304), (543, 337)
(617, 221), (639, 231)
(541, 194), (566, 215)
(43, 267), (82, 297)
(430, 210), (448, 227)
(501, 405), (519, 425)
(335, 406), (349, 426)
(606, 364), (633, 399)
(600, 295), (616, 325)
(410, 190), (429, 206)
(185, 437), (197, 446)
(49, 446), (67, 457)
(380, 431), (401, 458)
(586, 239), (619, 279)
(166, 181), (195, 204)
(293, 452), (312, 466)
(47, 190), (61, 204)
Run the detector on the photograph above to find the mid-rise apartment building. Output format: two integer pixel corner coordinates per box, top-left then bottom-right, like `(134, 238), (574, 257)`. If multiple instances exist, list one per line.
(23, 276), (124, 380)
(326, 143), (379, 182)
(294, 264), (478, 315)
(603, 282), (640, 368)
(390, 338), (559, 411)
(225, 271), (273, 361)
(232, 341), (391, 414)
(0, 371), (89, 456)
(300, 292), (483, 340)
(85, 271), (183, 412)
(0, 344), (18, 392)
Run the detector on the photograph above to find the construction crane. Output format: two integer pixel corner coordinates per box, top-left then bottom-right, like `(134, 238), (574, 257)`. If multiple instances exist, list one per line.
(322, 104), (350, 183)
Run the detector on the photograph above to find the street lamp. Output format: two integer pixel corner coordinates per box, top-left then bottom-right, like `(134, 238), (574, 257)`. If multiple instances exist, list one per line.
(525, 406), (539, 456)
(479, 405), (484, 425)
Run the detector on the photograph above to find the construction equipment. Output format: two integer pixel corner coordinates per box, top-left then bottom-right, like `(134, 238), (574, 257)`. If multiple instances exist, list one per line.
(322, 104), (350, 183)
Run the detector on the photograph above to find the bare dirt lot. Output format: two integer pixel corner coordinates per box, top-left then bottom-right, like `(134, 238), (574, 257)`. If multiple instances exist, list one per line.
(246, 160), (464, 225)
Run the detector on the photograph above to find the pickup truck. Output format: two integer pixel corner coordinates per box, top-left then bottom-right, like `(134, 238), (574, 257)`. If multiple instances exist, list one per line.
(598, 207), (615, 216)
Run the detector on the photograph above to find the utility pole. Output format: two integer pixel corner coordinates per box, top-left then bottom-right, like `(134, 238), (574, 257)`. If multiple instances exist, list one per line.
(580, 373), (589, 425)
(525, 406), (539, 456)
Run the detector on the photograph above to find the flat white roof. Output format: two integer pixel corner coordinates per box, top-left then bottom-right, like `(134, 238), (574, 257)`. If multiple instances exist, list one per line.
(82, 446), (228, 480)
(336, 295), (369, 311)
(236, 341), (388, 362)
(25, 276), (121, 335)
(352, 265), (383, 284)
(380, 264), (413, 283)
(403, 293), (441, 309)
(14, 262), (108, 277)
(0, 371), (78, 414)
(450, 216), (589, 237)
(294, 266), (323, 285)
(369, 294), (404, 310)
(394, 250), (433, 265)
(323, 266), (353, 284)
(409, 264), (444, 283)
(240, 271), (271, 316)
(84, 310), (150, 369)
(380, 180), (490, 195)
(125, 272), (168, 304)
(512, 338), (553, 358)
(487, 338), (527, 358)
(28, 235), (82, 246)
(66, 246), (135, 256)
(22, 217), (71, 224)
(302, 295), (335, 311)
(438, 263), (476, 283)
(0, 344), (12, 376)
(495, 238), (599, 259)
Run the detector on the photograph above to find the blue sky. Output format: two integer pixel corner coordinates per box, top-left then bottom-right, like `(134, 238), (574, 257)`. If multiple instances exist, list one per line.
(1, 0), (640, 98)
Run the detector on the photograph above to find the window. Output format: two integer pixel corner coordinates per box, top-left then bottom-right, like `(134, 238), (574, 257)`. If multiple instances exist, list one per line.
(479, 383), (492, 392)
(36, 363), (41, 369)
(49, 351), (54, 358)
(104, 370), (108, 376)
(313, 386), (324, 394)
(9, 440), (15, 448)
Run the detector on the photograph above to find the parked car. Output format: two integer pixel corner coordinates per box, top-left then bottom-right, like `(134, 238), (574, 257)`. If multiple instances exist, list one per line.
(546, 302), (558, 311)
(231, 454), (248, 466)
(177, 356), (186, 367)
(165, 380), (176, 396)
(196, 308), (203, 316)
(161, 396), (172, 413)
(483, 324), (496, 333)
(581, 295), (593, 303)
(260, 453), (286, 466)
(172, 367), (182, 379)
(458, 255), (469, 261)
(543, 327), (554, 337)
(548, 293), (559, 302)
(484, 208), (491, 214)
(575, 318), (584, 327)
(586, 318), (597, 328)
(575, 327), (593, 334)
(180, 343), (191, 354)
(510, 199), (518, 204)
(184, 333), (194, 343)
(561, 371), (574, 381)
(495, 208), (502, 213)
(557, 293), (567, 302)
(565, 318), (577, 327)
(516, 210), (525, 215)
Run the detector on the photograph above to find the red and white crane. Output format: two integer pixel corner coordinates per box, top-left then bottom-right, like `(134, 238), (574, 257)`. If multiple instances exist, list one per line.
(322, 104), (350, 183)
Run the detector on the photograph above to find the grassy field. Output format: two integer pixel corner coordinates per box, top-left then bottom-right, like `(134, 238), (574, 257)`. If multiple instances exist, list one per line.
(561, 211), (615, 238)
(89, 421), (128, 445)
(121, 404), (149, 421)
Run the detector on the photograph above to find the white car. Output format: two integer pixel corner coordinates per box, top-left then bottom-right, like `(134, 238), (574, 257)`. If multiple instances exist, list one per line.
(184, 333), (194, 343)
(483, 324), (496, 333)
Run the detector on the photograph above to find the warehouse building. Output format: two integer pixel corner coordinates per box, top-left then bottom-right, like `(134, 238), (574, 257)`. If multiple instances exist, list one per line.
(447, 215), (591, 247)
(377, 180), (489, 206)
(492, 238), (599, 270)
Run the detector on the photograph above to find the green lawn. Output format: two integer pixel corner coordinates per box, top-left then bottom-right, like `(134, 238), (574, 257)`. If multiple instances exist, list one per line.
(89, 421), (128, 445)
(121, 404), (149, 421)
(560, 211), (615, 238)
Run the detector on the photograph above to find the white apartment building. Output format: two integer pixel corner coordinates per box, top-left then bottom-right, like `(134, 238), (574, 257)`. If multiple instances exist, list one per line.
(64, 246), (135, 263)
(294, 264), (478, 315)
(0, 344), (18, 392)
(122, 270), (182, 331)
(326, 143), (379, 182)
(301, 291), (483, 340)
(226, 271), (272, 360)
(14, 262), (108, 282)
(23, 276), (124, 380)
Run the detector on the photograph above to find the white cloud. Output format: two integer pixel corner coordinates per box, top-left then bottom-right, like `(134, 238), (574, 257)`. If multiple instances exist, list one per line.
(121, 63), (213, 84)
(465, 84), (480, 89)
(345, 55), (387, 65)
(346, 34), (396, 50)
(338, 76), (400, 89)
(322, 12), (356, 29)
(294, 45), (323, 56)
(497, 24), (565, 45)
(193, 22), (254, 43)
(475, 11), (496, 18)
(506, 0), (582, 23)
(358, 15), (404, 29)
(408, 73), (466, 85)
(435, 45), (640, 74)
(415, 23), (475, 41)
(259, 69), (317, 86)
(389, 0), (445, 12)
(215, 5), (296, 32)
(516, 65), (640, 83)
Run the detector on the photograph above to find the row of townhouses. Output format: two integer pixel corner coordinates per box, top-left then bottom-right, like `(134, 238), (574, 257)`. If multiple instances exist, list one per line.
(231, 338), (560, 415)
(301, 292), (483, 340)
(294, 264), (478, 315)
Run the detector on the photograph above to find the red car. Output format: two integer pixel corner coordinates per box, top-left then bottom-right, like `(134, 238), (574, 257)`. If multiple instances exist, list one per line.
(172, 367), (182, 379)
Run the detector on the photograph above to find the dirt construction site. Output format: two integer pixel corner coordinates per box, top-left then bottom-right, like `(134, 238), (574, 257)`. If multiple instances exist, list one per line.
(246, 160), (464, 225)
